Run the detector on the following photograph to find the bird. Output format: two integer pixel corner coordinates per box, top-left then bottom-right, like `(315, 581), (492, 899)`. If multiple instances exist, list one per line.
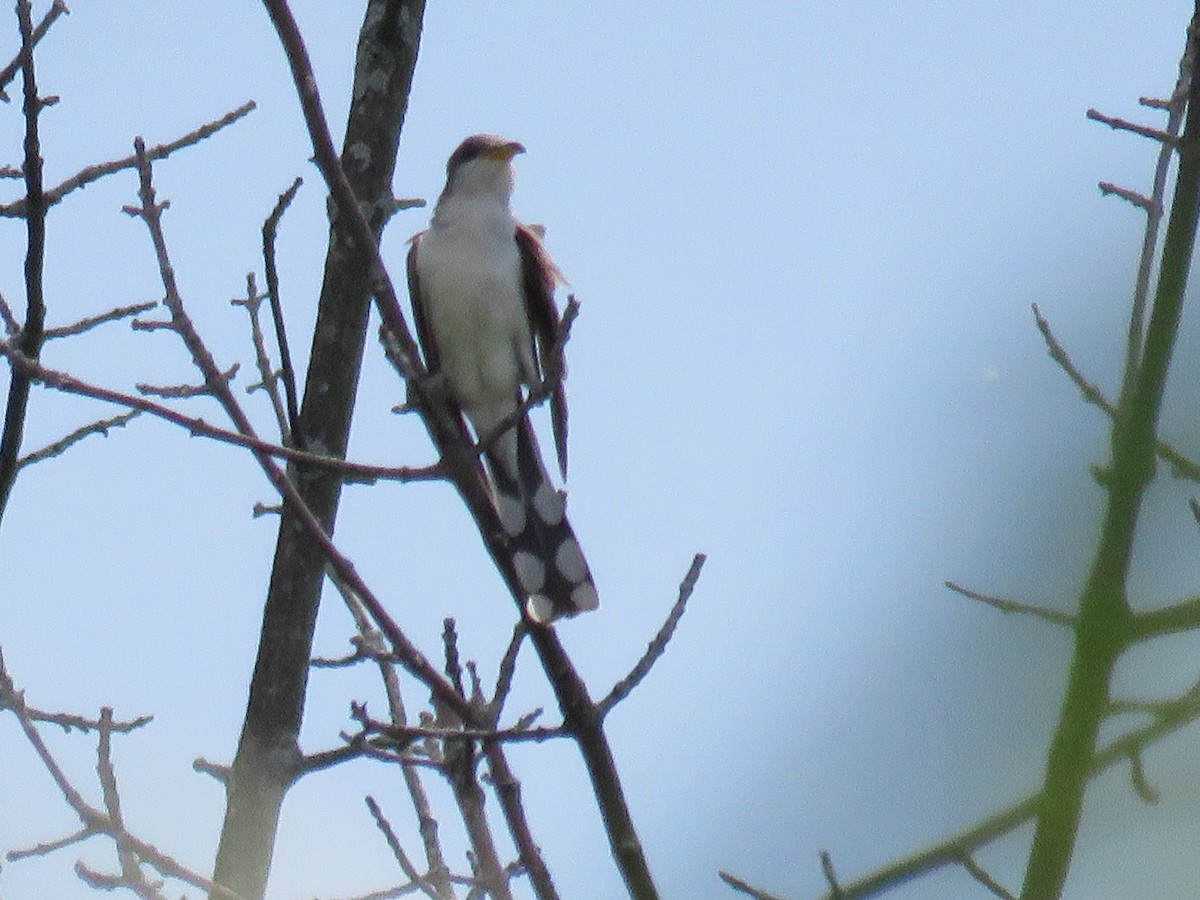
(406, 134), (599, 623)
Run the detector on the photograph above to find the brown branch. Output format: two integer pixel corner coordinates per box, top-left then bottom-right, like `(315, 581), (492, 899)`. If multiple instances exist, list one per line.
(0, 655), (245, 898)
(214, 4), (428, 894)
(0, 100), (256, 218)
(0, 289), (19, 334)
(365, 796), (441, 900)
(17, 409), (140, 469)
(43, 300), (157, 339)
(0, 0), (65, 101)
(0, 340), (439, 484)
(0, 0), (48, 524)
(122, 139), (466, 718)
(1098, 181), (1155, 212)
(232, 274), (291, 442)
(599, 554), (706, 717)
(482, 742), (561, 900)
(1086, 107), (1176, 144)
(261, 176), (303, 438)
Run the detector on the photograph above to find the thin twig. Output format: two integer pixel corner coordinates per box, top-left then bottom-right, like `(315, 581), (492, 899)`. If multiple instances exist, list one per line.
(0, 101), (256, 218)
(820, 850), (845, 900)
(487, 623), (527, 723)
(122, 139), (469, 719)
(943, 580), (1075, 627)
(262, 176), (302, 438)
(43, 300), (157, 339)
(17, 409), (140, 469)
(1098, 181), (1154, 211)
(0, 290), (19, 334)
(0, 340), (440, 484)
(1032, 304), (1200, 484)
(365, 796), (441, 900)
(598, 554), (706, 717)
(232, 273), (291, 441)
(0, 657), (245, 898)
(1086, 108), (1177, 143)
(0, 0), (48, 523)
(718, 870), (789, 900)
(0, 0), (66, 101)
(958, 854), (1016, 900)
(1114, 38), (1193, 411)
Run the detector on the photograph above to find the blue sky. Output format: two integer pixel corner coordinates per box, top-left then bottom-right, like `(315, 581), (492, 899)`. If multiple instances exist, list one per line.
(3, 2), (1200, 898)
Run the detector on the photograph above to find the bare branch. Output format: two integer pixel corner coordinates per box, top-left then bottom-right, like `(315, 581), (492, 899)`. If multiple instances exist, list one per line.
(943, 580), (1075, 627)
(718, 870), (790, 900)
(0, 0), (49, 523)
(0, 101), (256, 218)
(261, 176), (303, 438)
(0, 290), (18, 334)
(1032, 304), (1114, 415)
(820, 850), (845, 900)
(0, 339), (440, 483)
(0, 0), (66, 101)
(487, 623), (527, 722)
(1086, 107), (1177, 143)
(366, 796), (442, 900)
(957, 855), (1015, 900)
(598, 553), (706, 717)
(17, 409), (140, 469)
(1098, 181), (1155, 212)
(232, 273), (291, 441)
(0, 656), (245, 898)
(43, 300), (157, 339)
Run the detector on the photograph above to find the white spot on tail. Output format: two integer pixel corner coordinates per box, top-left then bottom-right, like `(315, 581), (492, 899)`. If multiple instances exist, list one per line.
(571, 582), (600, 612)
(532, 481), (564, 525)
(555, 538), (588, 583)
(513, 550), (545, 593)
(496, 491), (526, 536)
(525, 594), (555, 623)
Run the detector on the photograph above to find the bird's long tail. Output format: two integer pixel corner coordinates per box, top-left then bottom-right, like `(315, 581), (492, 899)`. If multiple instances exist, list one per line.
(485, 416), (598, 622)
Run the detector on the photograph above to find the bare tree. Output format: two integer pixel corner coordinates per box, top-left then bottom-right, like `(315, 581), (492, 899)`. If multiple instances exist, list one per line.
(0, 2), (702, 898)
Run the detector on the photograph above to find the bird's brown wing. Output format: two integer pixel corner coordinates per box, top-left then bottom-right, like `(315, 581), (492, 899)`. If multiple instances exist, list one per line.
(515, 223), (569, 479)
(406, 231), (441, 375)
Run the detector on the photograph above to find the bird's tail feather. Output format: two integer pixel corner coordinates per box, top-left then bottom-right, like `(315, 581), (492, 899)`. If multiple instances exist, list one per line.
(486, 417), (598, 622)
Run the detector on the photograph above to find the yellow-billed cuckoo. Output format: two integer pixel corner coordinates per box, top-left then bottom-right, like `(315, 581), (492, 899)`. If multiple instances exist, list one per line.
(407, 134), (599, 623)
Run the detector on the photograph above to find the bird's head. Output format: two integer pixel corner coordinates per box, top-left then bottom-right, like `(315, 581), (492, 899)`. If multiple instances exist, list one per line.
(442, 133), (526, 201)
